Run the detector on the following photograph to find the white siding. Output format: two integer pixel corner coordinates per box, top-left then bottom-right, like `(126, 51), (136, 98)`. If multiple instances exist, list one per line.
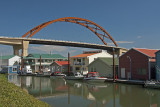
(8, 56), (21, 66)
(88, 50), (112, 64)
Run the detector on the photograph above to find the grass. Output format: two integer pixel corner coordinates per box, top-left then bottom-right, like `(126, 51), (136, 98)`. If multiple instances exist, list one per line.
(0, 74), (50, 107)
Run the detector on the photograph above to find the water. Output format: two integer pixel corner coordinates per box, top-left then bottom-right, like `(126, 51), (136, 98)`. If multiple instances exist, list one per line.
(8, 75), (160, 107)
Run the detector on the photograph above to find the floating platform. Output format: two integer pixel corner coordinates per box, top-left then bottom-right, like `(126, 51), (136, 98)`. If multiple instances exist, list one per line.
(105, 79), (145, 85)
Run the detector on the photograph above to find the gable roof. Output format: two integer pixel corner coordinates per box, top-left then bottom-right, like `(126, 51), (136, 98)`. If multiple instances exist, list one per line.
(89, 57), (118, 66)
(24, 54), (66, 59)
(71, 53), (98, 58)
(155, 50), (160, 54)
(55, 61), (69, 66)
(134, 48), (158, 58)
(1, 55), (16, 59)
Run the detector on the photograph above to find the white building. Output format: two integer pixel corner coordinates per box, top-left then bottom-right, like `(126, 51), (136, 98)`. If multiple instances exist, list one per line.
(70, 50), (112, 75)
(0, 55), (21, 66)
(0, 55), (21, 74)
(23, 54), (67, 73)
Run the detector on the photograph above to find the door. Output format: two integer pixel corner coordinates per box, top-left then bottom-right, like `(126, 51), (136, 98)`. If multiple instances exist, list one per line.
(9, 67), (12, 74)
(121, 68), (125, 78)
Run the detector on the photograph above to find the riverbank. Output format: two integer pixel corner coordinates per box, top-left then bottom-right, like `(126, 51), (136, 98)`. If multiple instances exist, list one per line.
(0, 74), (50, 107)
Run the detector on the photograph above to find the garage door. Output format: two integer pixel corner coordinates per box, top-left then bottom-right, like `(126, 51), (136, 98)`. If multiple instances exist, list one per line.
(121, 68), (125, 78)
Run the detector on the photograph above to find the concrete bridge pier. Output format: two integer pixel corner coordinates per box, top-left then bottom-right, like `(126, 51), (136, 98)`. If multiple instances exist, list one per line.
(108, 48), (128, 57)
(12, 41), (29, 56)
(22, 41), (29, 56)
(13, 45), (21, 56)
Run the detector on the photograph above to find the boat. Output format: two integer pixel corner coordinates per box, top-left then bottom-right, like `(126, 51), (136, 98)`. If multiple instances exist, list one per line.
(50, 71), (66, 79)
(83, 72), (107, 82)
(64, 72), (84, 80)
(143, 80), (160, 89)
(36, 71), (50, 77)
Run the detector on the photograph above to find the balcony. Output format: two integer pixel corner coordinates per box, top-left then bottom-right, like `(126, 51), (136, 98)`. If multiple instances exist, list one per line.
(74, 62), (85, 65)
(28, 62), (35, 65)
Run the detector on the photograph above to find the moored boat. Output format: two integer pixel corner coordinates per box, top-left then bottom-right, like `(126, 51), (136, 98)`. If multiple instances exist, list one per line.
(50, 71), (66, 79)
(143, 80), (160, 89)
(36, 72), (50, 77)
(84, 72), (107, 82)
(64, 72), (84, 80)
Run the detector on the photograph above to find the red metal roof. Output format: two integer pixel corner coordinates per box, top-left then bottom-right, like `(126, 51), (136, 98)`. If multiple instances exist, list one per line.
(134, 48), (159, 58)
(55, 61), (68, 66)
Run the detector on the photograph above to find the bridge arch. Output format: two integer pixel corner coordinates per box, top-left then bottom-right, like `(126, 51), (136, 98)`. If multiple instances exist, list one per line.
(22, 17), (118, 47)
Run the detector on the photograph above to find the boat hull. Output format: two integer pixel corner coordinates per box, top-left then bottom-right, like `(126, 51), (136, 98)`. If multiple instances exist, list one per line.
(143, 82), (160, 89)
(64, 76), (84, 80)
(50, 75), (65, 79)
(84, 78), (107, 82)
(18, 73), (36, 76)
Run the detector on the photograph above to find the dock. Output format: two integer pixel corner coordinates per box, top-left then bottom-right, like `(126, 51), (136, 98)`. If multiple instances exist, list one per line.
(105, 79), (145, 85)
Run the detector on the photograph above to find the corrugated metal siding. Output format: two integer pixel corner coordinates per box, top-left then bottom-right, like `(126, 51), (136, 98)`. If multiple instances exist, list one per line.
(88, 58), (113, 77)
(156, 51), (160, 80)
(119, 49), (149, 80)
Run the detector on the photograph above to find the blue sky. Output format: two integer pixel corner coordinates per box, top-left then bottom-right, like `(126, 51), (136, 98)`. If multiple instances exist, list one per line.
(0, 0), (160, 56)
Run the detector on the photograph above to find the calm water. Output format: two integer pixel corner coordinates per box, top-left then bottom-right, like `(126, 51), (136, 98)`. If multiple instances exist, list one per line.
(8, 75), (160, 107)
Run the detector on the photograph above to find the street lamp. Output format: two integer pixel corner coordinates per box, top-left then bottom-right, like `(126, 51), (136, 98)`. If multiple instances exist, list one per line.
(127, 56), (132, 80)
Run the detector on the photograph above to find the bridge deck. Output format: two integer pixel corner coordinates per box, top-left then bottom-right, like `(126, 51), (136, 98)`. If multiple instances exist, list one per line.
(0, 36), (128, 53)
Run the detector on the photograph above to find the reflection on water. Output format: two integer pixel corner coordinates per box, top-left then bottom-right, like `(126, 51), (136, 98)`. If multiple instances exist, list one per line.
(8, 75), (160, 107)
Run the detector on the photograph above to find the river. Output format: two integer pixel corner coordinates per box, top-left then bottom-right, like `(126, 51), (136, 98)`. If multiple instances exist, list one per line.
(8, 75), (160, 107)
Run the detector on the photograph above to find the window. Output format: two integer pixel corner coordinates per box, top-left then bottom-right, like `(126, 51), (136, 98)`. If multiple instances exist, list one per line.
(138, 68), (147, 75)
(82, 58), (85, 61)
(70, 67), (73, 71)
(77, 58), (81, 62)
(76, 67), (80, 70)
(91, 67), (94, 72)
(57, 66), (60, 71)
(82, 67), (86, 71)
(91, 67), (96, 72)
(13, 67), (17, 72)
(41, 59), (45, 63)
(94, 68), (96, 72)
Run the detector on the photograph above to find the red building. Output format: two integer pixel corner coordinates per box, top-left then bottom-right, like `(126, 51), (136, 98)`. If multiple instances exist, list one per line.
(119, 48), (158, 80)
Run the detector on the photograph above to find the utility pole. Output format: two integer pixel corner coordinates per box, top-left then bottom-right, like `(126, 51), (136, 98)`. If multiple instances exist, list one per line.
(68, 52), (70, 76)
(113, 48), (115, 82)
(40, 55), (41, 74)
(21, 53), (23, 73)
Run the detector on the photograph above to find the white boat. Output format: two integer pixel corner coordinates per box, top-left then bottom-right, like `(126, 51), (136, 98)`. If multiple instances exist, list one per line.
(143, 80), (160, 89)
(50, 71), (66, 79)
(64, 72), (84, 80)
(84, 72), (107, 82)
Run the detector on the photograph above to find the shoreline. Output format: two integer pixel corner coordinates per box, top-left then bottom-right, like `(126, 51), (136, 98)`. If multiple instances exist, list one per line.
(0, 74), (50, 107)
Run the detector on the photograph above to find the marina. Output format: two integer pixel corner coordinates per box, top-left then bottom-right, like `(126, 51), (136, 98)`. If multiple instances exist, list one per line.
(0, 1), (160, 106)
(8, 74), (160, 107)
